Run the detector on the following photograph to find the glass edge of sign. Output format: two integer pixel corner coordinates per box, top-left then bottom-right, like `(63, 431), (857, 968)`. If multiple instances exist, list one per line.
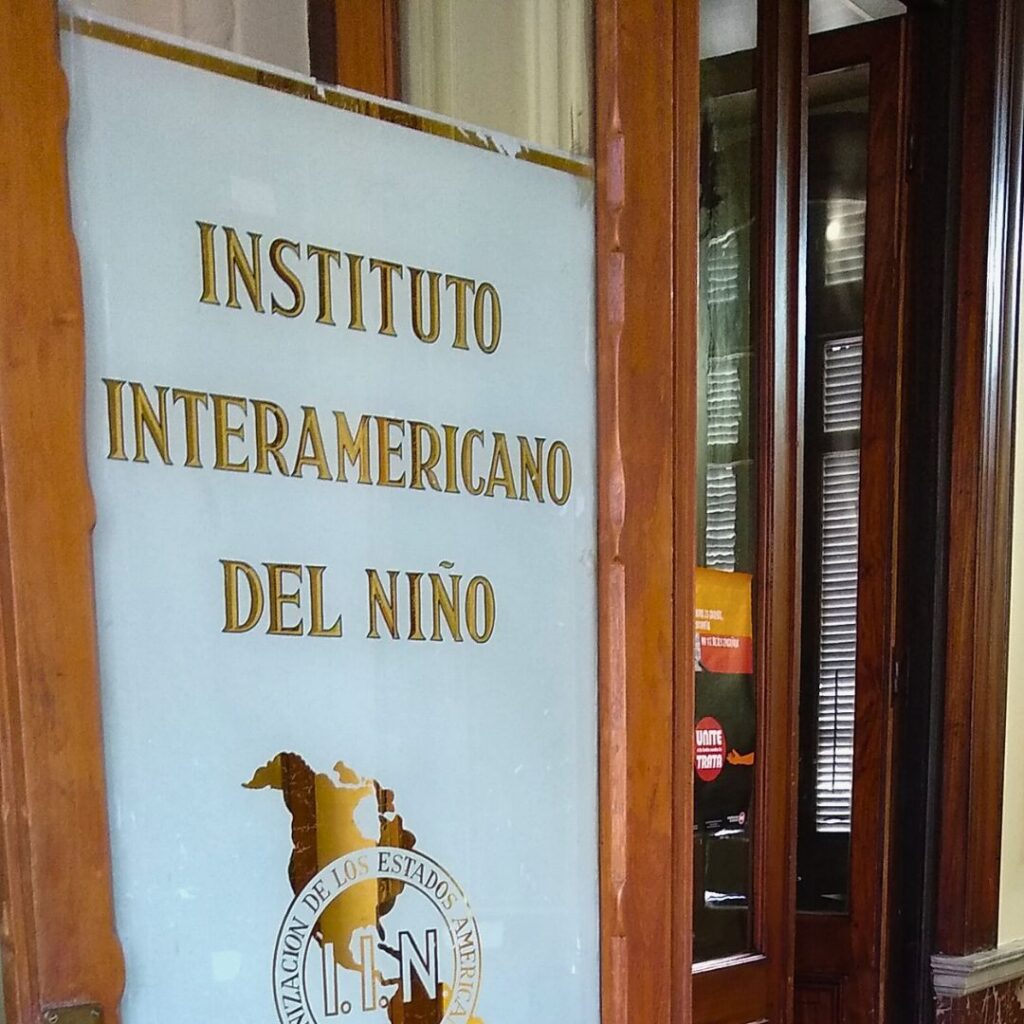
(58, 3), (595, 181)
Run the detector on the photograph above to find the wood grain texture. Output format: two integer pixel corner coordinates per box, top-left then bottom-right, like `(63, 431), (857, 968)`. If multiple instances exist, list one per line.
(0, 1), (125, 1021)
(937, 0), (1022, 957)
(794, 978), (842, 1024)
(596, 1), (690, 1023)
(334, 0), (399, 99)
(887, 8), (960, 1020)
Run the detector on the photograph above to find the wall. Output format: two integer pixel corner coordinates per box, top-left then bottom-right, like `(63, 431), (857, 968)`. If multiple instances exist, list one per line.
(400, 0), (592, 155)
(999, 303), (1024, 945)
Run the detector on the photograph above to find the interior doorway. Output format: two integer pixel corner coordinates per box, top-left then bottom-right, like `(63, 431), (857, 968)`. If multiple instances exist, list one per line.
(693, 9), (908, 1024)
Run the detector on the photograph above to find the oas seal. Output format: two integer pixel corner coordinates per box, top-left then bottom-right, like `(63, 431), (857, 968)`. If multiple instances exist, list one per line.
(273, 848), (482, 1024)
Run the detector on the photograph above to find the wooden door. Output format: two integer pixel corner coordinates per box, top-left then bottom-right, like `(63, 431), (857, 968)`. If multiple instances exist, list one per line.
(0, 5), (697, 1024)
(794, 20), (906, 1024)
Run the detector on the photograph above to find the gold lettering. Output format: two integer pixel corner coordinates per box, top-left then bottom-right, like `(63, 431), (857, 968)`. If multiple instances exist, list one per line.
(465, 576), (495, 643)
(430, 568), (463, 642)
(131, 382), (171, 465)
(212, 394), (249, 472)
(547, 440), (573, 505)
(407, 572), (425, 641)
(265, 563), (303, 636)
(473, 282), (501, 353)
(346, 253), (366, 331)
(484, 432), (517, 499)
(222, 560), (264, 632)
(335, 412), (372, 484)
(366, 569), (400, 639)
(172, 388), (209, 468)
(442, 424), (460, 494)
(224, 227), (263, 312)
(410, 268), (442, 343)
(253, 398), (290, 475)
(307, 245), (341, 325)
(376, 416), (406, 487)
(410, 421), (442, 491)
(308, 565), (343, 637)
(445, 274), (475, 350)
(460, 428), (485, 496)
(291, 406), (331, 480)
(269, 238), (305, 318)
(370, 259), (403, 336)
(104, 378), (128, 461)
(197, 221), (219, 305)
(518, 436), (545, 502)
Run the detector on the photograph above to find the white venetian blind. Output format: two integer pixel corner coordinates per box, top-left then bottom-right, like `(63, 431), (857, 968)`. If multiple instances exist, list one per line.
(815, 336), (863, 833)
(705, 463), (738, 571)
(824, 198), (867, 288)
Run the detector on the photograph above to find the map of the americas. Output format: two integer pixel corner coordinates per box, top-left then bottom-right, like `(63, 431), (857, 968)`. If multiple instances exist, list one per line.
(245, 753), (481, 1024)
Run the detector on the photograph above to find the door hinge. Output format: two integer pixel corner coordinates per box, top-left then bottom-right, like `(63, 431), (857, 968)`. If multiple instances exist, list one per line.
(41, 1005), (103, 1024)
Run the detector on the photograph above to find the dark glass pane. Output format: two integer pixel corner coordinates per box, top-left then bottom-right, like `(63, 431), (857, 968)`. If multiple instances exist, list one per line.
(797, 64), (870, 914)
(809, 0), (905, 34)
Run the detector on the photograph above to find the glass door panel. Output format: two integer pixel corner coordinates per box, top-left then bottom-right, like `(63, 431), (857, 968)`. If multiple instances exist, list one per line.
(798, 63), (870, 915)
(794, 21), (905, 1024)
(59, 6), (599, 1024)
(695, 0), (760, 965)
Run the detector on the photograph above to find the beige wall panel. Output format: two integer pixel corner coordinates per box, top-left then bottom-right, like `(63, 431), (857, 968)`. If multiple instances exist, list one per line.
(999, 314), (1024, 944)
(234, 0), (309, 74)
(400, 0), (591, 155)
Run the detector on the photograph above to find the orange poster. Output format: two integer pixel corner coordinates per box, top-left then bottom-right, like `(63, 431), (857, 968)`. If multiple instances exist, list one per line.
(694, 566), (754, 674)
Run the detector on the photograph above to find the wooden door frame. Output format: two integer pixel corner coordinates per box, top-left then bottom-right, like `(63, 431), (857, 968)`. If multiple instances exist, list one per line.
(308, 0), (400, 98)
(597, 2), (697, 1024)
(934, 0), (1023, 960)
(0, 2), (698, 1024)
(0, 2), (125, 1020)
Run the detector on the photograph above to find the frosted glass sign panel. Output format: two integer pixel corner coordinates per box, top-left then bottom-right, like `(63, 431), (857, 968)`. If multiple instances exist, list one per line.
(61, 12), (597, 1024)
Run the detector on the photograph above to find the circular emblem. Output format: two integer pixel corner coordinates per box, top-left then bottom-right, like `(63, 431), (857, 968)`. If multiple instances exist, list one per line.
(273, 848), (482, 1024)
(694, 715), (726, 782)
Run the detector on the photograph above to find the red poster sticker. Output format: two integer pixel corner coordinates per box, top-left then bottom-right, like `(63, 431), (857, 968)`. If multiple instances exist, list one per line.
(698, 633), (754, 674)
(694, 716), (727, 782)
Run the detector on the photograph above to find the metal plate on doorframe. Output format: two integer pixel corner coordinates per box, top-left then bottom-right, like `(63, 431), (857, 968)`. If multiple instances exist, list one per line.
(41, 1004), (103, 1024)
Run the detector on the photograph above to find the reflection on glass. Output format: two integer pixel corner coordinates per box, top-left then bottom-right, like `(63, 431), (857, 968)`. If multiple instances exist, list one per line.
(694, 0), (758, 964)
(78, 0), (313, 73)
(75, 1), (594, 156)
(809, 0), (906, 34)
(797, 64), (870, 914)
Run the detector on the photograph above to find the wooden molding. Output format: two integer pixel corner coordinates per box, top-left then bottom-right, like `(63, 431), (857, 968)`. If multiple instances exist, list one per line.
(0, 2), (125, 1022)
(937, 0), (1023, 956)
(307, 0), (399, 97)
(597, 1), (692, 1023)
(334, 0), (400, 99)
